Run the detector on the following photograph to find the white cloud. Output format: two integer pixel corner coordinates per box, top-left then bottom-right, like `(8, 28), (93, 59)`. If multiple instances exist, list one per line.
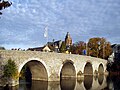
(0, 0), (120, 49)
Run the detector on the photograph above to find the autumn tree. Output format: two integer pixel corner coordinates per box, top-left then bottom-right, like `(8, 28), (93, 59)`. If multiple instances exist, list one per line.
(59, 41), (66, 53)
(87, 37), (112, 59)
(70, 41), (86, 55)
(0, 0), (12, 15)
(69, 44), (76, 54)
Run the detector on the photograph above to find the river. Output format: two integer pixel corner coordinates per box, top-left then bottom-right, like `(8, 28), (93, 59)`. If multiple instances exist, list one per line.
(0, 75), (120, 90)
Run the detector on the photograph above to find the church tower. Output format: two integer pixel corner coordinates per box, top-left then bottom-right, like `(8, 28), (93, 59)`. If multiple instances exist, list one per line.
(65, 32), (72, 48)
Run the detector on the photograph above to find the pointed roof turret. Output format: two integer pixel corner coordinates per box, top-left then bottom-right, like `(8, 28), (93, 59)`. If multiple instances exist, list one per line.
(65, 32), (72, 46)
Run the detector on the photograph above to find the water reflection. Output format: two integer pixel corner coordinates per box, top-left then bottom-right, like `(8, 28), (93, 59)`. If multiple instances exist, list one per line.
(98, 75), (104, 85)
(1, 75), (111, 90)
(60, 78), (76, 90)
(84, 75), (93, 90)
(48, 82), (60, 90)
(0, 85), (18, 90)
(32, 80), (48, 90)
(19, 80), (48, 90)
(105, 75), (120, 90)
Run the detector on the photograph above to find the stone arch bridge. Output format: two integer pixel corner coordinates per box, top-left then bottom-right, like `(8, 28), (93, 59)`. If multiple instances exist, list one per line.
(0, 50), (107, 86)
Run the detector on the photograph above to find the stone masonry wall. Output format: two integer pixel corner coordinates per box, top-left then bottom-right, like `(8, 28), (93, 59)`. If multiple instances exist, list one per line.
(0, 50), (107, 86)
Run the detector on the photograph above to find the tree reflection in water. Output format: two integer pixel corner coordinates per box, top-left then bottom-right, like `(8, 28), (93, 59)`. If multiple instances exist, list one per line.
(105, 75), (120, 90)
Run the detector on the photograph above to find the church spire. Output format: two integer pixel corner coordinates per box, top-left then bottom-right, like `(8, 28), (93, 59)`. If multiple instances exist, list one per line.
(65, 32), (72, 47)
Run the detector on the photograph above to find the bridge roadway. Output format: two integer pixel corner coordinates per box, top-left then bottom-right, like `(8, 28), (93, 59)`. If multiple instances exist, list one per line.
(0, 50), (108, 86)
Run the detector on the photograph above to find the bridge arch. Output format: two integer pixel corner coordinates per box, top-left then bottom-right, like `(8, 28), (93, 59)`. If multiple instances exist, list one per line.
(59, 60), (76, 79)
(98, 63), (104, 75)
(83, 62), (93, 90)
(19, 58), (48, 81)
(84, 62), (93, 75)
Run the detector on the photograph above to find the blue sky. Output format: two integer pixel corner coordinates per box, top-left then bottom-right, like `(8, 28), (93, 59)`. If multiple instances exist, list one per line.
(0, 0), (120, 49)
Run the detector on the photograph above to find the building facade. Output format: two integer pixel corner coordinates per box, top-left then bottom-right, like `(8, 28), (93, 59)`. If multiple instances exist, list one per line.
(65, 32), (72, 47)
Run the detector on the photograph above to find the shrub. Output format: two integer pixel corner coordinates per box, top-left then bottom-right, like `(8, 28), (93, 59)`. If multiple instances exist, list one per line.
(4, 59), (18, 79)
